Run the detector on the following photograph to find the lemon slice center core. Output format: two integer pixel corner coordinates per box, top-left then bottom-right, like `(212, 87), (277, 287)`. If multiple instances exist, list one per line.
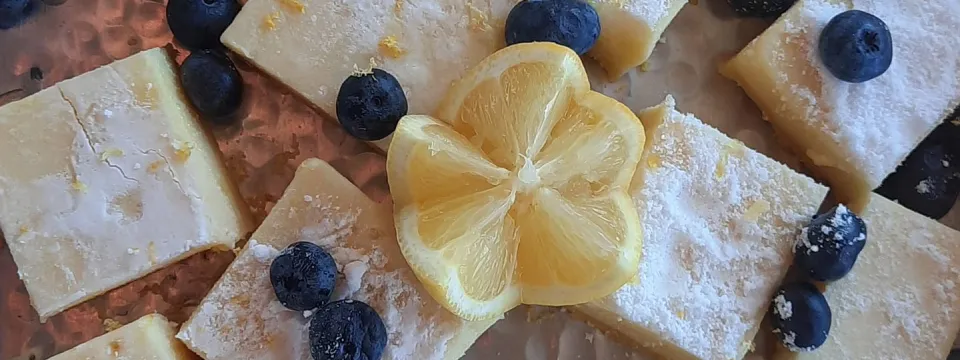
(515, 154), (542, 194)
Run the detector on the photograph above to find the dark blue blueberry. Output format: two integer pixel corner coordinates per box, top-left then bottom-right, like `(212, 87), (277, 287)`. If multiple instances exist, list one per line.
(726, 0), (796, 18)
(770, 282), (831, 352)
(269, 241), (337, 312)
(505, 0), (600, 55)
(0, 0), (35, 30)
(336, 69), (407, 141)
(818, 10), (892, 83)
(949, 349), (960, 360)
(180, 49), (244, 123)
(310, 300), (387, 360)
(794, 204), (866, 282)
(877, 120), (960, 219)
(166, 0), (239, 50)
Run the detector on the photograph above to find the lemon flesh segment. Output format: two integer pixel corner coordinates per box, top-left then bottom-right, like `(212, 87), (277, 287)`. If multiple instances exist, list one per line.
(515, 189), (641, 304)
(391, 115), (510, 208)
(389, 43), (645, 320)
(536, 92), (643, 193)
(394, 183), (523, 320)
(440, 44), (590, 169)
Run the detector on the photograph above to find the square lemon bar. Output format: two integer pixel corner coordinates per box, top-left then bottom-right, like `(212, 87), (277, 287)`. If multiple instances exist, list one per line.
(220, 0), (686, 149)
(177, 158), (498, 360)
(0, 48), (253, 321)
(50, 314), (196, 360)
(774, 193), (960, 360)
(721, 0), (960, 210)
(576, 96), (828, 360)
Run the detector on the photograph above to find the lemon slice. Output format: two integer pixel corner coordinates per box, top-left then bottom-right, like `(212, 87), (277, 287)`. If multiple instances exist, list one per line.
(387, 42), (645, 320)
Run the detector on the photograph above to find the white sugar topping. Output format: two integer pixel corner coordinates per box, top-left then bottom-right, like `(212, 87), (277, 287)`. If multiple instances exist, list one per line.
(778, 0), (960, 187)
(596, 0), (675, 27)
(0, 50), (248, 319)
(797, 203), (865, 255)
(251, 242), (278, 262)
(773, 294), (793, 320)
(588, 98), (827, 360)
(916, 179), (933, 194)
(179, 194), (467, 360)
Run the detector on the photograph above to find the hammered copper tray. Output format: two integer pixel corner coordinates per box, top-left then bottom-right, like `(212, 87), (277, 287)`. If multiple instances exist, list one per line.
(2, 0), (958, 359)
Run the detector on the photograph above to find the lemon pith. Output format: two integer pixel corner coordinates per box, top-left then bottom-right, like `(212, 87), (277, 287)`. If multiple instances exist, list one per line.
(387, 42), (645, 320)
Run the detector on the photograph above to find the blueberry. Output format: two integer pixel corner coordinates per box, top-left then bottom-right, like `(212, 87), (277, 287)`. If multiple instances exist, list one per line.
(269, 241), (337, 312)
(726, 0), (795, 18)
(949, 349), (960, 360)
(180, 49), (244, 123)
(770, 282), (831, 352)
(794, 204), (867, 282)
(877, 121), (960, 219)
(309, 300), (387, 360)
(0, 0), (35, 30)
(818, 10), (892, 83)
(166, 0), (239, 50)
(336, 69), (407, 141)
(505, 0), (600, 55)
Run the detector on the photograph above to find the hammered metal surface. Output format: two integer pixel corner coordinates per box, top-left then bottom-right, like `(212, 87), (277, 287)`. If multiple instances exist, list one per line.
(1, 0), (957, 359)
(0, 0), (383, 358)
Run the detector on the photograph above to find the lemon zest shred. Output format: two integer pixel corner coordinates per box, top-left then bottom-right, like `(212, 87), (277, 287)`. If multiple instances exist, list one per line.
(278, 0), (306, 14)
(467, 2), (491, 32)
(99, 148), (124, 161)
(19, 225), (29, 234)
(263, 12), (281, 30)
(715, 140), (745, 179)
(378, 35), (405, 58)
(147, 160), (164, 173)
(743, 200), (771, 222)
(174, 142), (195, 162)
(72, 180), (87, 193)
(394, 0), (404, 15)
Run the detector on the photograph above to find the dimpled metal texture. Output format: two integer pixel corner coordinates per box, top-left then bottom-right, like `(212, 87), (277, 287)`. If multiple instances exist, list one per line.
(0, 0), (383, 358)
(1, 0), (958, 359)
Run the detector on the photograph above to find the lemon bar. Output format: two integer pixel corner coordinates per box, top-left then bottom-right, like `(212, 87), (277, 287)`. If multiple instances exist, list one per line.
(220, 0), (685, 149)
(0, 48), (253, 321)
(177, 158), (498, 360)
(50, 314), (196, 360)
(720, 0), (960, 210)
(774, 193), (960, 360)
(576, 96), (828, 360)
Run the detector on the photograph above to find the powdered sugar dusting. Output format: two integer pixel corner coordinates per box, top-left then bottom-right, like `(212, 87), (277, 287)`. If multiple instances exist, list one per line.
(580, 98), (827, 360)
(251, 242), (278, 262)
(776, 0), (960, 187)
(178, 163), (493, 360)
(177, 240), (312, 360)
(773, 295), (793, 320)
(597, 0), (675, 26)
(809, 194), (960, 358)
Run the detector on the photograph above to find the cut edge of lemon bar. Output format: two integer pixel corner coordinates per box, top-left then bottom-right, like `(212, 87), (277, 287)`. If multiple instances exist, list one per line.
(50, 313), (196, 360)
(576, 95), (828, 360)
